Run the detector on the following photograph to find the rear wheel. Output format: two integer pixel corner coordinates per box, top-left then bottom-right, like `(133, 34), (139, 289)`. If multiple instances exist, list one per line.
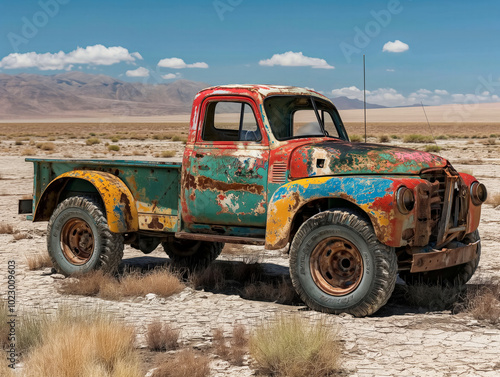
(289, 209), (398, 317)
(399, 231), (481, 288)
(47, 196), (124, 276)
(162, 238), (223, 269)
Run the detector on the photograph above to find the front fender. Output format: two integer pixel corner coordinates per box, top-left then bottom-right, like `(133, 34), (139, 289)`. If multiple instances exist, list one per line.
(265, 176), (421, 249)
(34, 171), (139, 233)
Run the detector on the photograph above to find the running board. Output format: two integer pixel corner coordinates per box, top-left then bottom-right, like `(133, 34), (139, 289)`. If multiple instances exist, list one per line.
(175, 232), (265, 245)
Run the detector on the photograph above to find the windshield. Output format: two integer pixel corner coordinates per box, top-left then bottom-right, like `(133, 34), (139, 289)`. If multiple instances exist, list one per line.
(264, 95), (348, 141)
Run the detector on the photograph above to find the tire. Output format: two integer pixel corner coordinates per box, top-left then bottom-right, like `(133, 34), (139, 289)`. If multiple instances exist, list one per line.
(399, 231), (481, 288)
(47, 196), (124, 276)
(162, 239), (224, 269)
(289, 209), (398, 317)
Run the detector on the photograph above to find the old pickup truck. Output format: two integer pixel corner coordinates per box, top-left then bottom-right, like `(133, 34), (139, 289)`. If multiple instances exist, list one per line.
(20, 85), (487, 316)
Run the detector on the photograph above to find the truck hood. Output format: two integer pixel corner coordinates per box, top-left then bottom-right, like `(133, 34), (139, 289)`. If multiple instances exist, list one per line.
(289, 140), (448, 178)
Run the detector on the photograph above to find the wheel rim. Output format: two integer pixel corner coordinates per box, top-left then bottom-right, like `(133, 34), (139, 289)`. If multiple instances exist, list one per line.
(60, 218), (95, 265)
(310, 237), (363, 296)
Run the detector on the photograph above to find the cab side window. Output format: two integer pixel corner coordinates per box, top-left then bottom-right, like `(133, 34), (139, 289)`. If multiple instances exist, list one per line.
(202, 101), (262, 142)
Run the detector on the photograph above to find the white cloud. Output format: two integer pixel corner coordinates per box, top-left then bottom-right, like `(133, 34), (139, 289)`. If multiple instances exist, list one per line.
(382, 40), (409, 53)
(259, 51), (334, 69)
(434, 89), (449, 95)
(126, 67), (149, 77)
(0, 45), (142, 71)
(157, 57), (208, 69)
(386, 69), (395, 72)
(331, 85), (500, 107)
(161, 73), (180, 80)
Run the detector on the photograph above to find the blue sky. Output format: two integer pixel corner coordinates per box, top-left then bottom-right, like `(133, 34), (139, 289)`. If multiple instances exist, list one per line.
(1, 0), (499, 107)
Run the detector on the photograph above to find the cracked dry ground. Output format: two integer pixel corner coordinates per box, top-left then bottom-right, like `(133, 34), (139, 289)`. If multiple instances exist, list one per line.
(1, 145), (499, 377)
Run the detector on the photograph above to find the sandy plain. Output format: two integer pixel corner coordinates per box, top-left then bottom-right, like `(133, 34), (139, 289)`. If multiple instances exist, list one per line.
(0, 117), (499, 376)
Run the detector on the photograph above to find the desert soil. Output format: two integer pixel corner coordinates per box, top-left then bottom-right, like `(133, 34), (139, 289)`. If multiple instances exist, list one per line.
(0, 128), (499, 376)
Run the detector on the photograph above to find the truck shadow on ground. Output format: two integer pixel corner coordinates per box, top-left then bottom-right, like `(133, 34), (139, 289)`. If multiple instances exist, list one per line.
(120, 256), (470, 318)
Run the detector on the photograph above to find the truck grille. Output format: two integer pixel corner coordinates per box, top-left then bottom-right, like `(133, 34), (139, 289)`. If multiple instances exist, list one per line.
(419, 166), (468, 247)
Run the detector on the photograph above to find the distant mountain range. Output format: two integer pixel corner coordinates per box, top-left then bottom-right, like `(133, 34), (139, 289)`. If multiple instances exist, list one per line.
(0, 72), (385, 118)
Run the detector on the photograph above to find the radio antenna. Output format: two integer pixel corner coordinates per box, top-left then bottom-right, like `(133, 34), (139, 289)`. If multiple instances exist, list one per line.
(363, 55), (367, 143)
(420, 101), (437, 145)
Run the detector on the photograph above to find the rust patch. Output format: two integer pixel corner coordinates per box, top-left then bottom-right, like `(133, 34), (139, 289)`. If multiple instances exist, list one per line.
(119, 192), (133, 227)
(147, 216), (163, 230)
(196, 175), (264, 195)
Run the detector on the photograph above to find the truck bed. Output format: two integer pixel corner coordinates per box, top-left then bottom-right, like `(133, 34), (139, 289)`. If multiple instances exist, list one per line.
(27, 158), (182, 232)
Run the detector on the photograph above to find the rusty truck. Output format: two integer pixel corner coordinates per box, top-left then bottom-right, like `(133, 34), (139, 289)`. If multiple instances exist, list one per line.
(20, 85), (487, 316)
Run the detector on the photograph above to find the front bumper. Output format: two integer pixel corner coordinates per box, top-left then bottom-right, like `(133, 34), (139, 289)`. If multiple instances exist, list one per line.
(410, 240), (479, 273)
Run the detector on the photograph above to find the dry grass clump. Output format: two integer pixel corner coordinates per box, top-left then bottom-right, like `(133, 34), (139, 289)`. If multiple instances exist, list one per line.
(350, 134), (363, 142)
(86, 137), (101, 145)
(23, 309), (141, 377)
(21, 147), (37, 155)
(486, 192), (500, 207)
(465, 284), (500, 325)
(129, 133), (147, 140)
(151, 349), (210, 377)
(482, 138), (496, 145)
(161, 150), (176, 158)
(403, 282), (462, 311)
(425, 145), (442, 153)
(212, 324), (248, 365)
(249, 315), (341, 377)
(146, 321), (180, 351)
(26, 251), (53, 270)
(403, 134), (434, 143)
(0, 223), (14, 234)
(59, 269), (184, 300)
(14, 139), (24, 145)
(35, 142), (55, 151)
(243, 278), (297, 304)
(378, 134), (390, 143)
(108, 144), (120, 151)
(13, 232), (30, 240)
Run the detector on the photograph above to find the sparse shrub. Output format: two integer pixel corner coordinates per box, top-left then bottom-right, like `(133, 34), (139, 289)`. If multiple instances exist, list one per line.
(161, 150), (176, 158)
(350, 134), (363, 142)
(249, 315), (341, 377)
(86, 137), (101, 145)
(152, 349), (210, 377)
(436, 135), (448, 140)
(425, 145), (442, 153)
(243, 278), (297, 304)
(0, 223), (14, 234)
(212, 324), (248, 366)
(390, 134), (399, 139)
(146, 321), (180, 351)
(22, 148), (37, 156)
(36, 142), (55, 151)
(89, 132), (96, 136)
(171, 135), (187, 143)
(15, 139), (23, 145)
(108, 145), (120, 152)
(465, 284), (500, 324)
(26, 252), (52, 270)
(378, 135), (390, 143)
(403, 282), (462, 311)
(0, 300), (8, 348)
(110, 136), (120, 142)
(482, 138), (496, 145)
(403, 134), (434, 143)
(129, 133), (147, 140)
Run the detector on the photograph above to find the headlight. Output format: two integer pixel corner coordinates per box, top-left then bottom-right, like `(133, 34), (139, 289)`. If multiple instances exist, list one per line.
(470, 182), (487, 205)
(396, 186), (415, 214)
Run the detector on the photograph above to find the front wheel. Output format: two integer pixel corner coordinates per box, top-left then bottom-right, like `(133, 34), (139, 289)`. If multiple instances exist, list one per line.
(289, 210), (397, 317)
(47, 196), (124, 276)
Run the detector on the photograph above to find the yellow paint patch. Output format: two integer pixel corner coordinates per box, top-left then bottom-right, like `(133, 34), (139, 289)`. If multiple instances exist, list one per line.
(138, 214), (178, 232)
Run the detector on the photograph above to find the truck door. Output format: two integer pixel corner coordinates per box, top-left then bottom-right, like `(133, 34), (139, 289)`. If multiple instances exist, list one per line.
(182, 97), (269, 228)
